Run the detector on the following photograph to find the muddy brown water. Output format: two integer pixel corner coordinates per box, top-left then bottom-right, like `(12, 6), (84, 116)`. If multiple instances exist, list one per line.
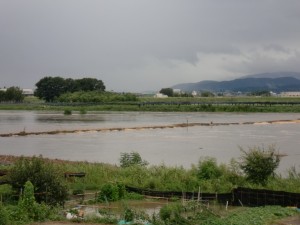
(1, 111), (300, 174)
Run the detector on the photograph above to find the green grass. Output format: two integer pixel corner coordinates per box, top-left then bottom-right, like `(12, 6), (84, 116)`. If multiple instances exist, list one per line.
(190, 205), (299, 225)
(1, 155), (300, 225)
(1, 102), (300, 112)
(1, 96), (300, 112)
(43, 159), (300, 194)
(141, 96), (300, 103)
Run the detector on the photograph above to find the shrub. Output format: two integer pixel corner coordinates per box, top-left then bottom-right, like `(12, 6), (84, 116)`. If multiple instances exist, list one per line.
(120, 152), (149, 168)
(8, 156), (68, 206)
(240, 145), (280, 185)
(19, 181), (36, 220)
(98, 183), (120, 202)
(64, 109), (72, 115)
(124, 208), (134, 222)
(159, 203), (183, 222)
(0, 205), (10, 225)
(197, 157), (222, 180)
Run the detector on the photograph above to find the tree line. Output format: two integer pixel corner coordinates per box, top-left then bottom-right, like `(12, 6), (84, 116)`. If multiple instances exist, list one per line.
(34, 77), (105, 102)
(0, 86), (24, 102)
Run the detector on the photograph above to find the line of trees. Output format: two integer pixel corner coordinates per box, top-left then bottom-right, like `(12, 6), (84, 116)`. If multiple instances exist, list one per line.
(34, 76), (105, 102)
(0, 86), (24, 102)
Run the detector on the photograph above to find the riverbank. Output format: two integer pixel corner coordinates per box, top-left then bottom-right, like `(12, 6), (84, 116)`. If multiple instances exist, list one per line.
(1, 154), (300, 225)
(1, 96), (300, 112)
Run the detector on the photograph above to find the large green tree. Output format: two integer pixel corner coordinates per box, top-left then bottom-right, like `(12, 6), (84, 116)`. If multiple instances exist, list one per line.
(159, 88), (174, 97)
(76, 78), (105, 92)
(64, 78), (79, 93)
(35, 76), (66, 102)
(35, 76), (106, 102)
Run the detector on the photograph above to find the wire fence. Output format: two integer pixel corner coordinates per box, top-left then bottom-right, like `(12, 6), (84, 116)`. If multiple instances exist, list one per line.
(232, 187), (300, 207)
(1, 186), (299, 208)
(125, 186), (300, 207)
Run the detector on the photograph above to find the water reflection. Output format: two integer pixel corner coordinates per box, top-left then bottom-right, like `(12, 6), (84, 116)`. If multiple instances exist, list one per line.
(35, 114), (106, 123)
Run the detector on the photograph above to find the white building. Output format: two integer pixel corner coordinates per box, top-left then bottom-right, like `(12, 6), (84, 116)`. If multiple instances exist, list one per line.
(280, 92), (300, 97)
(154, 93), (168, 98)
(191, 91), (197, 97)
(173, 89), (182, 94)
(0, 88), (34, 96)
(22, 89), (34, 96)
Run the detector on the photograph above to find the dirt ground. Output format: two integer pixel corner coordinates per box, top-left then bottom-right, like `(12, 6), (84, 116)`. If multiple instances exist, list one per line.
(30, 222), (111, 225)
(31, 215), (300, 225)
(274, 215), (300, 225)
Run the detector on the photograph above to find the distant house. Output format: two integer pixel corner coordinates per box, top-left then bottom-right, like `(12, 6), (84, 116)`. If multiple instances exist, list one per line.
(173, 89), (182, 94)
(191, 91), (197, 97)
(154, 93), (168, 98)
(0, 88), (34, 96)
(280, 92), (300, 97)
(22, 89), (34, 96)
(270, 91), (278, 96)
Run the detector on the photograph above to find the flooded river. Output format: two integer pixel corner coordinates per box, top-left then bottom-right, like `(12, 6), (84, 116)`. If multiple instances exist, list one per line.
(0, 111), (299, 174)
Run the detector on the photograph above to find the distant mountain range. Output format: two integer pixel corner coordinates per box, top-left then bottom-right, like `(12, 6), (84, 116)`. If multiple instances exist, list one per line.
(172, 72), (300, 93)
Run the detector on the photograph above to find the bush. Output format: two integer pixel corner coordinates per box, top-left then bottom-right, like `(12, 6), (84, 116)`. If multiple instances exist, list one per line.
(120, 152), (148, 168)
(98, 183), (120, 202)
(8, 156), (68, 206)
(197, 157), (222, 180)
(124, 208), (134, 222)
(159, 203), (183, 222)
(64, 109), (72, 115)
(0, 205), (9, 225)
(240, 145), (280, 185)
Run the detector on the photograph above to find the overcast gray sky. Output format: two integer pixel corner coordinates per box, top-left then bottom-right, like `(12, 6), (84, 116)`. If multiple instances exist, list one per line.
(1, 0), (300, 92)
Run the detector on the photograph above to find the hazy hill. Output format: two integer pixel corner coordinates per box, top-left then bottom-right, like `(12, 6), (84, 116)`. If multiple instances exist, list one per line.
(241, 72), (300, 80)
(172, 72), (300, 93)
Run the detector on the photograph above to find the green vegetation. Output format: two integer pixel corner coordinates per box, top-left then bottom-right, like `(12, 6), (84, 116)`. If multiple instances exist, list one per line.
(35, 76), (105, 102)
(240, 145), (280, 185)
(0, 181), (61, 224)
(0, 149), (300, 224)
(97, 183), (126, 202)
(57, 91), (138, 103)
(160, 88), (174, 97)
(120, 151), (149, 168)
(188, 205), (298, 225)
(63, 109), (72, 115)
(197, 157), (222, 180)
(0, 86), (24, 103)
(8, 156), (68, 206)
(200, 91), (215, 97)
(1, 95), (300, 112)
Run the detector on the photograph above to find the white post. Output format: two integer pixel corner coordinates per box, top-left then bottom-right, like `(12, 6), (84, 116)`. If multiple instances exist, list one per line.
(197, 186), (201, 203)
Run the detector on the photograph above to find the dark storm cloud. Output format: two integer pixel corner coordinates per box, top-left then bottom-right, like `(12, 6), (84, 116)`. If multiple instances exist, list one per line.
(1, 0), (300, 91)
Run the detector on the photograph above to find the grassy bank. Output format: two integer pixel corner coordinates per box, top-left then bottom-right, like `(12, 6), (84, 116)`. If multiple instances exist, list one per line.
(1, 154), (300, 194)
(1, 155), (300, 225)
(1, 96), (300, 112)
